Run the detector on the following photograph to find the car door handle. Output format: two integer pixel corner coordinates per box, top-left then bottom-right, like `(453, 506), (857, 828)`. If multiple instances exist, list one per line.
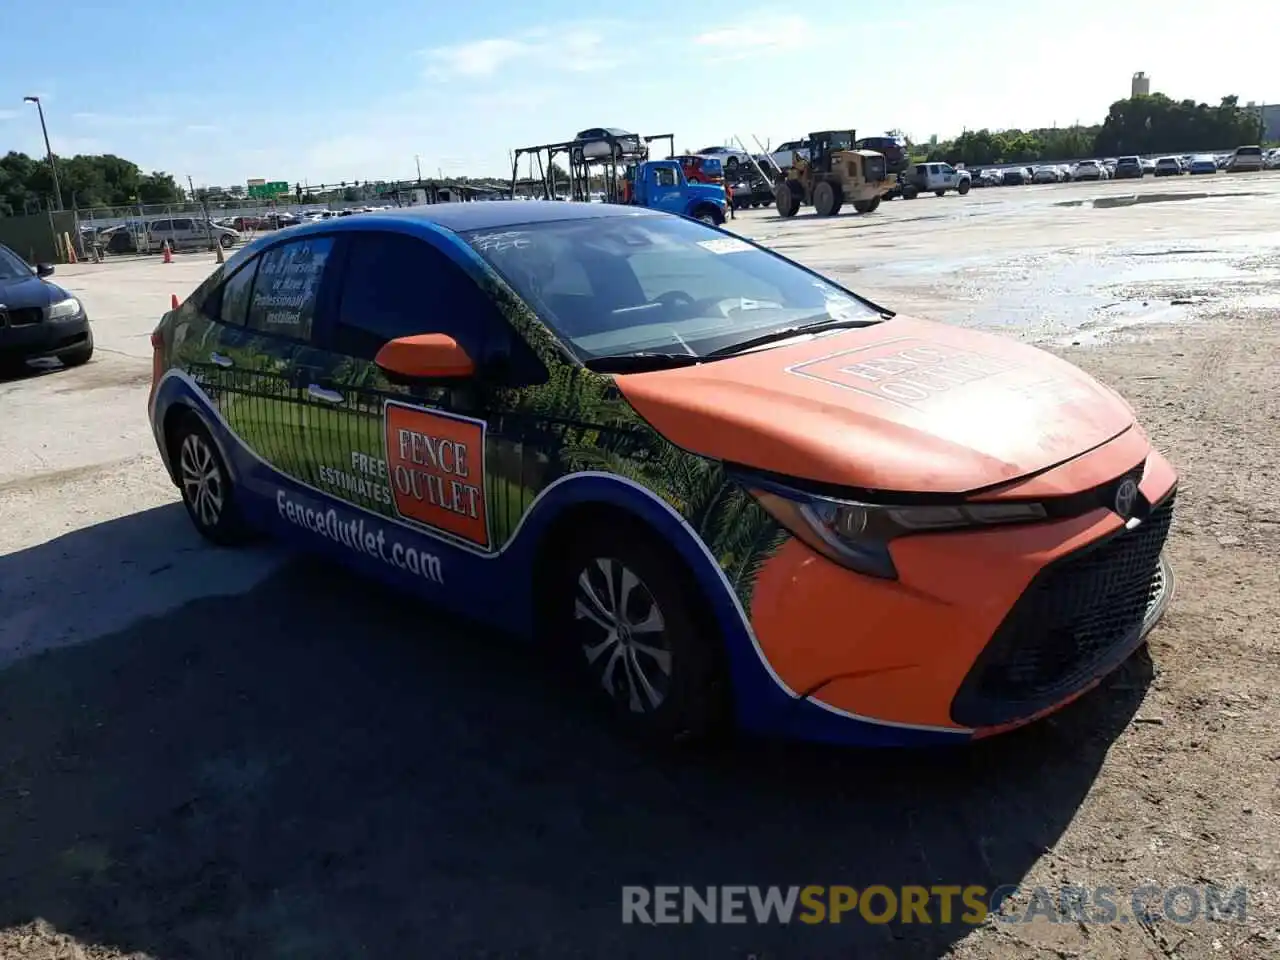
(209, 352), (234, 368)
(307, 384), (344, 404)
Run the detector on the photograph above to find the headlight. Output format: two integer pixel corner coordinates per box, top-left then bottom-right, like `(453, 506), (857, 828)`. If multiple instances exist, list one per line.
(750, 483), (1046, 579)
(49, 297), (82, 320)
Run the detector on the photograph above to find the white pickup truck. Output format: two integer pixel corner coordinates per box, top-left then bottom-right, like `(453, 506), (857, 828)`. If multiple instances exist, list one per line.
(898, 162), (971, 198)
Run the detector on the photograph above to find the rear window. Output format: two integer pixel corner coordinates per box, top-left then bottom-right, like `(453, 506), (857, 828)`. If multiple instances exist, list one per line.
(1236, 146), (1262, 157)
(463, 215), (880, 361)
(1117, 157), (1140, 165)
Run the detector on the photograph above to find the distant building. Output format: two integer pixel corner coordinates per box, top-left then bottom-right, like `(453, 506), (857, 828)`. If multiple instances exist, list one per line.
(1132, 72), (1150, 98)
(1254, 104), (1280, 141)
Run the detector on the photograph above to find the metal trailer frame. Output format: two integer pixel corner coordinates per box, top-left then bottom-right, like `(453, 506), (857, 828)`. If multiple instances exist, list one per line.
(510, 132), (675, 203)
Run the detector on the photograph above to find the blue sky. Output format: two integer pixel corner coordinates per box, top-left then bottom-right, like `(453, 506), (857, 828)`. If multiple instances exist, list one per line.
(1, 1), (1274, 188)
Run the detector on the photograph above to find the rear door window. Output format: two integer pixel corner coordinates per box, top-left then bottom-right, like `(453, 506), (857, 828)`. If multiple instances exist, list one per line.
(214, 258), (260, 326)
(245, 235), (335, 340)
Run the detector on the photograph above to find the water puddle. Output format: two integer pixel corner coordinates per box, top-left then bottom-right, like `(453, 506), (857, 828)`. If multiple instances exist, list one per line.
(1054, 191), (1257, 209)
(1050, 302), (1191, 346)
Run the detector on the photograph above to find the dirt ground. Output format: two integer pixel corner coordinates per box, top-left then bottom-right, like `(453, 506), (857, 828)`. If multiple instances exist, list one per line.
(1, 174), (1278, 959)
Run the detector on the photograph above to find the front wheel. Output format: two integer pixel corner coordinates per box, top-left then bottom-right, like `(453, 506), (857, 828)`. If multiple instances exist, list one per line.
(554, 524), (731, 743)
(812, 180), (841, 216)
(219, 233), (234, 249)
(935, 189), (947, 198)
(692, 205), (723, 226)
(774, 183), (799, 217)
(957, 179), (971, 195)
(170, 414), (255, 546)
(853, 196), (881, 214)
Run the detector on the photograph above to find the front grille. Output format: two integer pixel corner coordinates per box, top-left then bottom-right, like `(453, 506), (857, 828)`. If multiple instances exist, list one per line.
(5, 307), (42, 326)
(951, 493), (1175, 728)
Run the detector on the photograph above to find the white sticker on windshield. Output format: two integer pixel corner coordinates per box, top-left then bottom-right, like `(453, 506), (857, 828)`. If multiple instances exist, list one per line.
(697, 237), (751, 255)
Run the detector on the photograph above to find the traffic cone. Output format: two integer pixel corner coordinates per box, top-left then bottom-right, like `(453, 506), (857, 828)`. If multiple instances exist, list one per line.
(171, 294), (180, 310)
(162, 241), (172, 264)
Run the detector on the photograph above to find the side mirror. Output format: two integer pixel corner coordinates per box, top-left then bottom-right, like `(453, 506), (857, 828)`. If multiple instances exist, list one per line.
(374, 334), (475, 380)
(35, 262), (55, 277)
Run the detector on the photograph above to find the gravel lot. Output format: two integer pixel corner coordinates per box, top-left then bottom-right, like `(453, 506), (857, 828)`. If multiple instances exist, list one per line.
(1, 174), (1277, 960)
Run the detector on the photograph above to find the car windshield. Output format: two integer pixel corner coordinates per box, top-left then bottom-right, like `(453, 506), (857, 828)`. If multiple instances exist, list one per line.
(0, 245), (33, 280)
(462, 215), (882, 361)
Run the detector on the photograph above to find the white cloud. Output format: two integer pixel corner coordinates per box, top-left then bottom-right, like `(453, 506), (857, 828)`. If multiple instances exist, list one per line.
(185, 124), (222, 134)
(692, 16), (812, 62)
(424, 22), (627, 80)
(71, 112), (170, 128)
(427, 37), (528, 78)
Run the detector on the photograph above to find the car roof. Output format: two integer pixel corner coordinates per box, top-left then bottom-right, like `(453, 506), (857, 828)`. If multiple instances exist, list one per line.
(272, 201), (664, 237)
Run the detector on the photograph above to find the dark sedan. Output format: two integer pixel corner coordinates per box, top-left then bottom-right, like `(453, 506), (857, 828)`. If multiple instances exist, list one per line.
(0, 242), (93, 370)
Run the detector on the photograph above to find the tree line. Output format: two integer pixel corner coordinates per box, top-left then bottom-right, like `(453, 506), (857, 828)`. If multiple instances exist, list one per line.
(0, 151), (182, 217)
(922, 93), (1266, 167)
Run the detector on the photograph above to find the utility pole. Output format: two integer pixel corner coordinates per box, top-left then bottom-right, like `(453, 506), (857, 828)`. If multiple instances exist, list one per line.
(415, 155), (423, 181)
(187, 174), (197, 203)
(23, 96), (63, 211)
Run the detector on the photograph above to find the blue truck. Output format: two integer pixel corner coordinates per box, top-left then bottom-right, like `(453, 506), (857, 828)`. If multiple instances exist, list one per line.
(626, 159), (728, 224)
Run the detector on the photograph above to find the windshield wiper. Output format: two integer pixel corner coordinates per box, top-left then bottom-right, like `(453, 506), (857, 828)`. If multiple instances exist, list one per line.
(704, 316), (883, 359)
(583, 352), (703, 373)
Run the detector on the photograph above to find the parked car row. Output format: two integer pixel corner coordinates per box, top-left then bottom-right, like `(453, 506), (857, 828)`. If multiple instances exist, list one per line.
(964, 143), (1273, 187)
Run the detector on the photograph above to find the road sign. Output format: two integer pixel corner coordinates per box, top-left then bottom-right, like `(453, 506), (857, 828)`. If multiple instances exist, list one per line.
(247, 180), (289, 198)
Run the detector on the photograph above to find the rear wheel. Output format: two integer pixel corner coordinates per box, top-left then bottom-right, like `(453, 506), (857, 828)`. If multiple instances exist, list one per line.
(853, 196), (881, 214)
(169, 413), (254, 546)
(553, 522), (731, 743)
(813, 179), (842, 216)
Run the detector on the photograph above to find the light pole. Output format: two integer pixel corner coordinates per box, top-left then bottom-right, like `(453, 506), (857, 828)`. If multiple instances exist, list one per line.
(415, 155), (422, 181)
(23, 96), (63, 212)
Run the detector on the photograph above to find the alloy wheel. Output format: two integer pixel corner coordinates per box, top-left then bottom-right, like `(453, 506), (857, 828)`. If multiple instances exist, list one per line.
(574, 557), (673, 713)
(179, 431), (225, 529)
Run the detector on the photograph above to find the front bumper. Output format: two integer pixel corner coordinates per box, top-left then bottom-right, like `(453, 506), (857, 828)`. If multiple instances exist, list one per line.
(0, 309), (91, 360)
(747, 447), (1178, 740)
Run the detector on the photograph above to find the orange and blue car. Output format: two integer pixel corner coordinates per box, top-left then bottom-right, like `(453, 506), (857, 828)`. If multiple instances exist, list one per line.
(147, 202), (1176, 747)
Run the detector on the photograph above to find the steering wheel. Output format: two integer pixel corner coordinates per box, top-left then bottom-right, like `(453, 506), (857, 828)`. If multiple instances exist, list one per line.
(654, 290), (695, 308)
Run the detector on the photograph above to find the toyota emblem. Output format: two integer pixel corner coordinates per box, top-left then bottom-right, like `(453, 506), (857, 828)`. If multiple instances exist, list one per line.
(1114, 478), (1139, 519)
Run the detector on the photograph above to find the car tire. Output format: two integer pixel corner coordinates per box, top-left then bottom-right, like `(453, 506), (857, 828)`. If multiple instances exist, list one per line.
(552, 520), (731, 744)
(957, 179), (971, 195)
(725, 157), (739, 172)
(219, 233), (234, 249)
(169, 412), (255, 546)
(60, 331), (94, 368)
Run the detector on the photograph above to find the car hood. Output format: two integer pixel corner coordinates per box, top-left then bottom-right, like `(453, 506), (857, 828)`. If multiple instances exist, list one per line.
(0, 275), (68, 308)
(688, 182), (727, 202)
(613, 316), (1138, 494)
